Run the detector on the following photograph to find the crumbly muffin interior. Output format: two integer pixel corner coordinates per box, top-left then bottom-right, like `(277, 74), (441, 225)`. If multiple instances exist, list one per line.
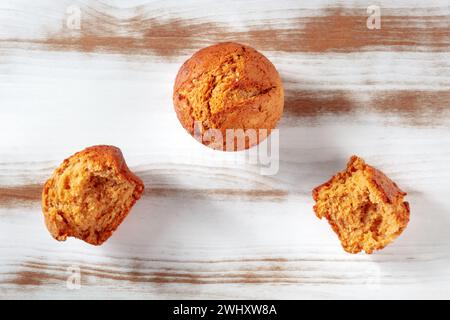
(45, 159), (137, 244)
(314, 158), (408, 254)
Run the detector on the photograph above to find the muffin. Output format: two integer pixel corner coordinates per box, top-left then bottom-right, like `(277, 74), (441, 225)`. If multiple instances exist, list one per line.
(173, 42), (284, 151)
(42, 145), (144, 245)
(313, 156), (410, 254)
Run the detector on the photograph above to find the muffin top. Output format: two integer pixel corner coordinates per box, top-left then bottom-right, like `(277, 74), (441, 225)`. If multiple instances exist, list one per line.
(173, 42), (284, 150)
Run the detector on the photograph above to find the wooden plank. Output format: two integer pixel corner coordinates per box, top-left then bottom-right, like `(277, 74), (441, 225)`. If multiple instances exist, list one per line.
(0, 0), (449, 299)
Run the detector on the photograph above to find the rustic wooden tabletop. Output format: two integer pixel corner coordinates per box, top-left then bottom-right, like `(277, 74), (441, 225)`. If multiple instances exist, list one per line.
(0, 0), (449, 299)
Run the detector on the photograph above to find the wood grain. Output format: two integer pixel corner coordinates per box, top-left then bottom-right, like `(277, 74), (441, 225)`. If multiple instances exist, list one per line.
(1, 0), (450, 299)
(3, 4), (450, 55)
(285, 90), (450, 125)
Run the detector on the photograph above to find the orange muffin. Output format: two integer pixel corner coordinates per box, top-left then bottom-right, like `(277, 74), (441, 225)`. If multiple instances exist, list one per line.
(42, 146), (144, 245)
(313, 156), (410, 254)
(173, 42), (284, 151)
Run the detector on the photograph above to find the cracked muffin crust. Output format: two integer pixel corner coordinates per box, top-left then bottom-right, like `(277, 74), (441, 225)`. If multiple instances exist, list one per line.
(313, 156), (410, 254)
(173, 42), (284, 151)
(42, 145), (144, 245)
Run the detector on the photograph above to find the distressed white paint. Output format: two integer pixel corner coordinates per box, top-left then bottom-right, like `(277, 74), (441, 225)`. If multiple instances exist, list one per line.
(0, 0), (449, 299)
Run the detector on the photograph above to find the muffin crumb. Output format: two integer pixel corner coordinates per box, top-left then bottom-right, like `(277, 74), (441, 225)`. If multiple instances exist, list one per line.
(313, 156), (410, 254)
(42, 145), (144, 245)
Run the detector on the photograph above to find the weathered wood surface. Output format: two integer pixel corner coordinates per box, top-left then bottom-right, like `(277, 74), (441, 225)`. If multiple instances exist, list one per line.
(0, 0), (449, 299)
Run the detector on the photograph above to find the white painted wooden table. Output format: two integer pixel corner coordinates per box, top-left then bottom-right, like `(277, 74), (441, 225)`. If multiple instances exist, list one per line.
(1, 0), (449, 299)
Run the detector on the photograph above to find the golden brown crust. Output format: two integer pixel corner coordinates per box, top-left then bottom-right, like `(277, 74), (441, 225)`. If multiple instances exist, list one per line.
(312, 155), (410, 254)
(42, 145), (144, 245)
(173, 42), (284, 151)
(313, 156), (407, 203)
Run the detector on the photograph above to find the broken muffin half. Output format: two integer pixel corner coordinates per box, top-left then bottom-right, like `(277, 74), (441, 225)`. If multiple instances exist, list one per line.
(313, 156), (409, 254)
(42, 145), (144, 245)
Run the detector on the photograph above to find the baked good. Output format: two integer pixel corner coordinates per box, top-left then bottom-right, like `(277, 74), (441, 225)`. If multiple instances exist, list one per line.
(173, 42), (284, 151)
(313, 156), (410, 254)
(42, 145), (144, 245)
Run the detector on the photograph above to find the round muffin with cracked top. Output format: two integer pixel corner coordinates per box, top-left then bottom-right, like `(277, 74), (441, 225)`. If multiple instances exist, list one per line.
(42, 145), (144, 245)
(173, 42), (284, 151)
